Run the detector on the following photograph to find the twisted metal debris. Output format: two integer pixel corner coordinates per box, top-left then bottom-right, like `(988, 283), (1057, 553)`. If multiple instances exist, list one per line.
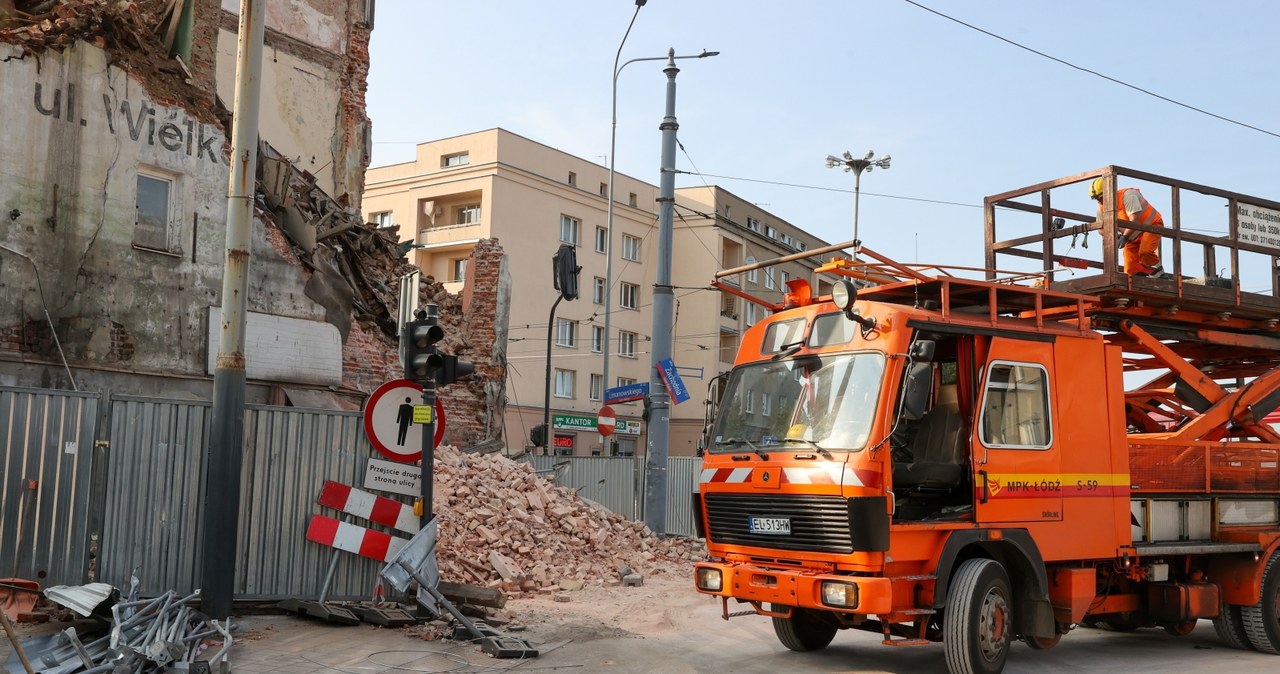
(8, 589), (231, 674)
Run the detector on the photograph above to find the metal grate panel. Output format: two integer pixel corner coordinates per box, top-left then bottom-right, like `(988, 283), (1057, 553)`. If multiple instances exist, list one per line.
(704, 493), (852, 553)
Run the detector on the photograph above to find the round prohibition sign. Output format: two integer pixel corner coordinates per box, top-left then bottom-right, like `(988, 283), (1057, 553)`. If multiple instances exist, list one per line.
(362, 379), (446, 463)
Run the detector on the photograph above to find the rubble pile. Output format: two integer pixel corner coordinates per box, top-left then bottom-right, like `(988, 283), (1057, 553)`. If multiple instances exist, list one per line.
(431, 446), (703, 594)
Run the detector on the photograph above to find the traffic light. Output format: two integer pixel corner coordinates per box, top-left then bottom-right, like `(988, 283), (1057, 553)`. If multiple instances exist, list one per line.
(552, 244), (581, 301)
(531, 423), (547, 448)
(404, 313), (444, 383)
(437, 353), (475, 386)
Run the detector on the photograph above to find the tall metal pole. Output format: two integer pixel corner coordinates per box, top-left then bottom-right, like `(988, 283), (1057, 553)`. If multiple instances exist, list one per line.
(644, 49), (680, 535)
(603, 2), (644, 456)
(544, 295), (564, 456)
(853, 168), (863, 247)
(201, 0), (265, 620)
(607, 47), (719, 457)
(419, 304), (438, 526)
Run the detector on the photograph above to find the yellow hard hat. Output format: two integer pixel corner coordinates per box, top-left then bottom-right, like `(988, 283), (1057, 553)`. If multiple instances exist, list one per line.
(1088, 178), (1105, 200)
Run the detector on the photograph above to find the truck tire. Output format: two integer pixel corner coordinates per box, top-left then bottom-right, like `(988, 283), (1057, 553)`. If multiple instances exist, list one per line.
(1213, 605), (1255, 651)
(944, 559), (1013, 674)
(1242, 550), (1280, 654)
(771, 604), (838, 652)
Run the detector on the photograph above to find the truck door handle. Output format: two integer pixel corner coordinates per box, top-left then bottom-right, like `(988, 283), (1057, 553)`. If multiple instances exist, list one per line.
(979, 470), (990, 504)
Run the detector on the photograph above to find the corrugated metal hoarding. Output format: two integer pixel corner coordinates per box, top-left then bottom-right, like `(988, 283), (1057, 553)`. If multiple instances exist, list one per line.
(0, 386), (99, 585)
(100, 397), (381, 600)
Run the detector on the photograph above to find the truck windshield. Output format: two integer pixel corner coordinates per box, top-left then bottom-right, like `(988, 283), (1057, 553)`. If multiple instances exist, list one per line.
(709, 352), (885, 454)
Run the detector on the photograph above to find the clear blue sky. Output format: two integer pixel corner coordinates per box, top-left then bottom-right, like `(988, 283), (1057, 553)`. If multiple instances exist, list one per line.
(367, 1), (1280, 273)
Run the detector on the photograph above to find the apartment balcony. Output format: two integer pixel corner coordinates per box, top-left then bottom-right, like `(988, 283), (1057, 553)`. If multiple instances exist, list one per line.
(420, 222), (485, 246)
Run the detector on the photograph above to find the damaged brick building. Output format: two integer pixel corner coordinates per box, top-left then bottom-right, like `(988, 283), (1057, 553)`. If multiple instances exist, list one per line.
(0, 1), (510, 447)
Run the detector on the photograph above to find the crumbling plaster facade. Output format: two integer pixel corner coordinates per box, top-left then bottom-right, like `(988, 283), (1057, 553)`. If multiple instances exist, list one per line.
(214, 0), (372, 206)
(0, 0), (375, 402)
(0, 41), (330, 395)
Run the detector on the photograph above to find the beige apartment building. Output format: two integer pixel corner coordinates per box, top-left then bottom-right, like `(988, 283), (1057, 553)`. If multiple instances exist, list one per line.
(363, 129), (841, 457)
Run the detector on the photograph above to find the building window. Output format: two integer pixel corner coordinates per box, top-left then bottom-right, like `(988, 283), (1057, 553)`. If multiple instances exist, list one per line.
(762, 393), (772, 416)
(766, 225), (777, 240)
(592, 277), (606, 304)
(451, 259), (469, 282)
(780, 270), (790, 288)
(724, 204), (732, 220)
(797, 241), (807, 251)
(764, 268), (776, 290)
(600, 182), (608, 197)
(442, 152), (469, 167)
(135, 170), (175, 252)
(746, 303), (759, 327)
(621, 234), (641, 262)
(620, 282), (639, 309)
(619, 331), (637, 358)
(568, 171), (577, 187)
(595, 226), (607, 253)
(556, 318), (577, 347)
(745, 390), (755, 413)
(629, 192), (637, 207)
(560, 215), (580, 245)
(371, 211), (394, 228)
(746, 217), (761, 233)
(455, 204), (480, 225)
(618, 376), (637, 388)
(592, 325), (605, 353)
(554, 369), (575, 398)
(589, 374), (603, 401)
(745, 256), (758, 284)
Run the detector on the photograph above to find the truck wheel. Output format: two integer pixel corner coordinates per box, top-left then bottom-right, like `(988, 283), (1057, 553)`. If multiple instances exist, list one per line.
(771, 605), (837, 652)
(1242, 550), (1280, 654)
(944, 559), (1012, 674)
(1213, 605), (1255, 651)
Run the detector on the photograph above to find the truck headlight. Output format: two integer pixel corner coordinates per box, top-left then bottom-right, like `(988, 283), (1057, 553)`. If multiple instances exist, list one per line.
(821, 581), (858, 608)
(696, 568), (723, 592)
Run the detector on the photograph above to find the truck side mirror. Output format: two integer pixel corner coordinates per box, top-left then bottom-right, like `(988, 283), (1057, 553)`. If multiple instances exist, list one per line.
(901, 361), (932, 422)
(909, 339), (936, 363)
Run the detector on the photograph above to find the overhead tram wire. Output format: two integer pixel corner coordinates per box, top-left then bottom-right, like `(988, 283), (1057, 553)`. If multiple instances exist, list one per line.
(671, 169), (981, 209)
(900, 0), (1280, 140)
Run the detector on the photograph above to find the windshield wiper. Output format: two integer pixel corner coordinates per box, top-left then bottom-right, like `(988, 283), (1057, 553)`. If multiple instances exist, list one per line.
(780, 437), (833, 460)
(717, 437), (769, 460)
(770, 340), (805, 361)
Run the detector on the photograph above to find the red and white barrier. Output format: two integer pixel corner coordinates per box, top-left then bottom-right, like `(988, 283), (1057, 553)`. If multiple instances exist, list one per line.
(306, 515), (407, 562)
(317, 480), (417, 534)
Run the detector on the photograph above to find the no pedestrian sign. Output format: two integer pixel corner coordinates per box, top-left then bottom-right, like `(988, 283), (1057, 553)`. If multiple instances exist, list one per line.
(362, 379), (445, 463)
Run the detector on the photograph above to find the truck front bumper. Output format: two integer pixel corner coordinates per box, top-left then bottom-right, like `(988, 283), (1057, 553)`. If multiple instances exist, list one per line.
(693, 561), (893, 615)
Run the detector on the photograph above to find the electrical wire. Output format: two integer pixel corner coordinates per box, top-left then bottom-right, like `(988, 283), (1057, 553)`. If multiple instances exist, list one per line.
(900, 0), (1280, 140)
(672, 169), (981, 208)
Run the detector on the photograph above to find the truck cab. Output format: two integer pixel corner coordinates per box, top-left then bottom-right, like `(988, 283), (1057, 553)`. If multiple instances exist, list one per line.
(694, 167), (1280, 674)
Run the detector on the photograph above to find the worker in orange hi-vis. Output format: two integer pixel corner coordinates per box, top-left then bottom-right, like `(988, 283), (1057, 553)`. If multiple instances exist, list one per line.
(1090, 178), (1164, 276)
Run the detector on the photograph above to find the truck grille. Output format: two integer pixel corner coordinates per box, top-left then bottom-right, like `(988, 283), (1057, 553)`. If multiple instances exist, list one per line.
(704, 493), (852, 554)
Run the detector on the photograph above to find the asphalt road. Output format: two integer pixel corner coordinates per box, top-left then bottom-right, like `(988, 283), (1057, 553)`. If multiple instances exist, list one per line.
(5, 583), (1277, 674)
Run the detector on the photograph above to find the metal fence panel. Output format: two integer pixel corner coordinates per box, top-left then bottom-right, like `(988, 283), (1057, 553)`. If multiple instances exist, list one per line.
(99, 396), (211, 595)
(100, 397), (383, 600)
(237, 405), (379, 600)
(665, 457), (702, 537)
(527, 455), (644, 520)
(0, 386), (99, 586)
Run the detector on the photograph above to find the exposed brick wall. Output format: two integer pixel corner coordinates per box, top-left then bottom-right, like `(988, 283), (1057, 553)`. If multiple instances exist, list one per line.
(439, 239), (508, 448)
(335, 2), (372, 208)
(341, 320), (399, 393)
(190, 0), (223, 99)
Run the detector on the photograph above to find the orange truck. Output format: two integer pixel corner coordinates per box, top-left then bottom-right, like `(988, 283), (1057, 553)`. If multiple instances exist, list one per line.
(692, 167), (1280, 674)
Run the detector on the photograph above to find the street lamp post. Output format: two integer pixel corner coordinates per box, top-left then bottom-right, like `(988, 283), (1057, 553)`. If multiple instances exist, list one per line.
(604, 38), (717, 453)
(825, 150), (891, 249)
